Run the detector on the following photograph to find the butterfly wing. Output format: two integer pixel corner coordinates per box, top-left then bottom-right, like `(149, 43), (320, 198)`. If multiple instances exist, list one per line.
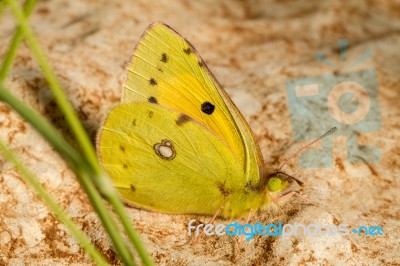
(122, 23), (263, 184)
(97, 103), (259, 216)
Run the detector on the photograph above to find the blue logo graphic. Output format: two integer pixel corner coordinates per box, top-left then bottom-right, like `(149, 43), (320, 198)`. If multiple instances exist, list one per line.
(286, 39), (381, 168)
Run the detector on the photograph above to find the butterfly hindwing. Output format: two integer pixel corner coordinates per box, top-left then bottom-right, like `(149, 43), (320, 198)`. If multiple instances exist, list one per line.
(97, 103), (260, 216)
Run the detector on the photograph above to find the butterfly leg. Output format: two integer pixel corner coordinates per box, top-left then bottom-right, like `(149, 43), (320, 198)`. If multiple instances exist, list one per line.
(245, 208), (253, 224)
(187, 207), (224, 245)
(208, 206), (223, 224)
(236, 208), (254, 243)
(273, 191), (308, 206)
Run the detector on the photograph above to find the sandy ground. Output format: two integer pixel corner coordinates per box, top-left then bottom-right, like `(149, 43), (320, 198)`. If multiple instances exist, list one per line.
(1, 0), (400, 265)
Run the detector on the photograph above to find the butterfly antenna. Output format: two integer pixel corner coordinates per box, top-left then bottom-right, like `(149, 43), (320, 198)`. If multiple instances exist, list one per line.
(275, 171), (305, 187)
(277, 127), (337, 171)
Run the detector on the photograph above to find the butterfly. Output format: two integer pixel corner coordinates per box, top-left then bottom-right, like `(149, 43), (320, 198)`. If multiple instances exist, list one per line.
(96, 22), (302, 218)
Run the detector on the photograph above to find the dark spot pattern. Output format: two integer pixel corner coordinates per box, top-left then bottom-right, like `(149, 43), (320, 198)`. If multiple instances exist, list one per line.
(245, 182), (260, 192)
(132, 119), (136, 126)
(201, 101), (215, 115)
(176, 114), (191, 126)
(123, 164), (128, 169)
(148, 96), (158, 104)
(148, 111), (154, 118)
(183, 47), (191, 54)
(161, 53), (168, 63)
(130, 184), (135, 191)
(157, 67), (163, 72)
(198, 61), (203, 67)
(217, 183), (231, 197)
(119, 145), (126, 152)
(149, 78), (157, 86)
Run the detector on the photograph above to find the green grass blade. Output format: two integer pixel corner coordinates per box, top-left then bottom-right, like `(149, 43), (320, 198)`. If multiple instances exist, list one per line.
(3, 1), (154, 264)
(5, 0), (100, 175)
(0, 0), (36, 82)
(106, 194), (155, 266)
(0, 0), (7, 17)
(0, 86), (89, 172)
(0, 85), (136, 265)
(76, 171), (137, 266)
(0, 140), (109, 266)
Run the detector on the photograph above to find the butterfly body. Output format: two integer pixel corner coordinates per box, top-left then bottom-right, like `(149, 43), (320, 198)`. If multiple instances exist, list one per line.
(97, 22), (292, 218)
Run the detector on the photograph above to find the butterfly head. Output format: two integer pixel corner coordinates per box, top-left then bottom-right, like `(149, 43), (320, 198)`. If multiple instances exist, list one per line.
(267, 176), (289, 192)
(261, 167), (304, 195)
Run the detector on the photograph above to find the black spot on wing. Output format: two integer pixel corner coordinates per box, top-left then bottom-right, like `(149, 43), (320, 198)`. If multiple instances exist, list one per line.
(160, 53), (168, 63)
(201, 101), (215, 115)
(176, 114), (191, 126)
(149, 78), (157, 86)
(130, 184), (135, 191)
(148, 111), (154, 118)
(119, 145), (126, 152)
(148, 96), (158, 104)
(183, 47), (191, 54)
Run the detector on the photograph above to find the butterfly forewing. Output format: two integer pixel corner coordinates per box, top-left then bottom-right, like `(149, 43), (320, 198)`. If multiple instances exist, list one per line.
(122, 23), (263, 183)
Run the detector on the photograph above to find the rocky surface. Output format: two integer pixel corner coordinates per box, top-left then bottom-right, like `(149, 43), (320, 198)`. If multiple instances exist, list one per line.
(1, 0), (399, 265)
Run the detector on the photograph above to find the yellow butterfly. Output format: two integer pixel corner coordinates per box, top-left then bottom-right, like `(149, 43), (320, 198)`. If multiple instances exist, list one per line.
(97, 22), (301, 218)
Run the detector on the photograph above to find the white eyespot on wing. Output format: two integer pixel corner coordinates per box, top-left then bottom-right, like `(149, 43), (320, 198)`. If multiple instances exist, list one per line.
(154, 139), (176, 160)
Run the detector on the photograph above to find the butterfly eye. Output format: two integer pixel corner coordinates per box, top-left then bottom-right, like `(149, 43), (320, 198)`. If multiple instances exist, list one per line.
(267, 177), (288, 192)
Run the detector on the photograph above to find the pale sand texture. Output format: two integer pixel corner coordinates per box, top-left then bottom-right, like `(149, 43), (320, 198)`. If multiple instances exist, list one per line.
(1, 0), (399, 265)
